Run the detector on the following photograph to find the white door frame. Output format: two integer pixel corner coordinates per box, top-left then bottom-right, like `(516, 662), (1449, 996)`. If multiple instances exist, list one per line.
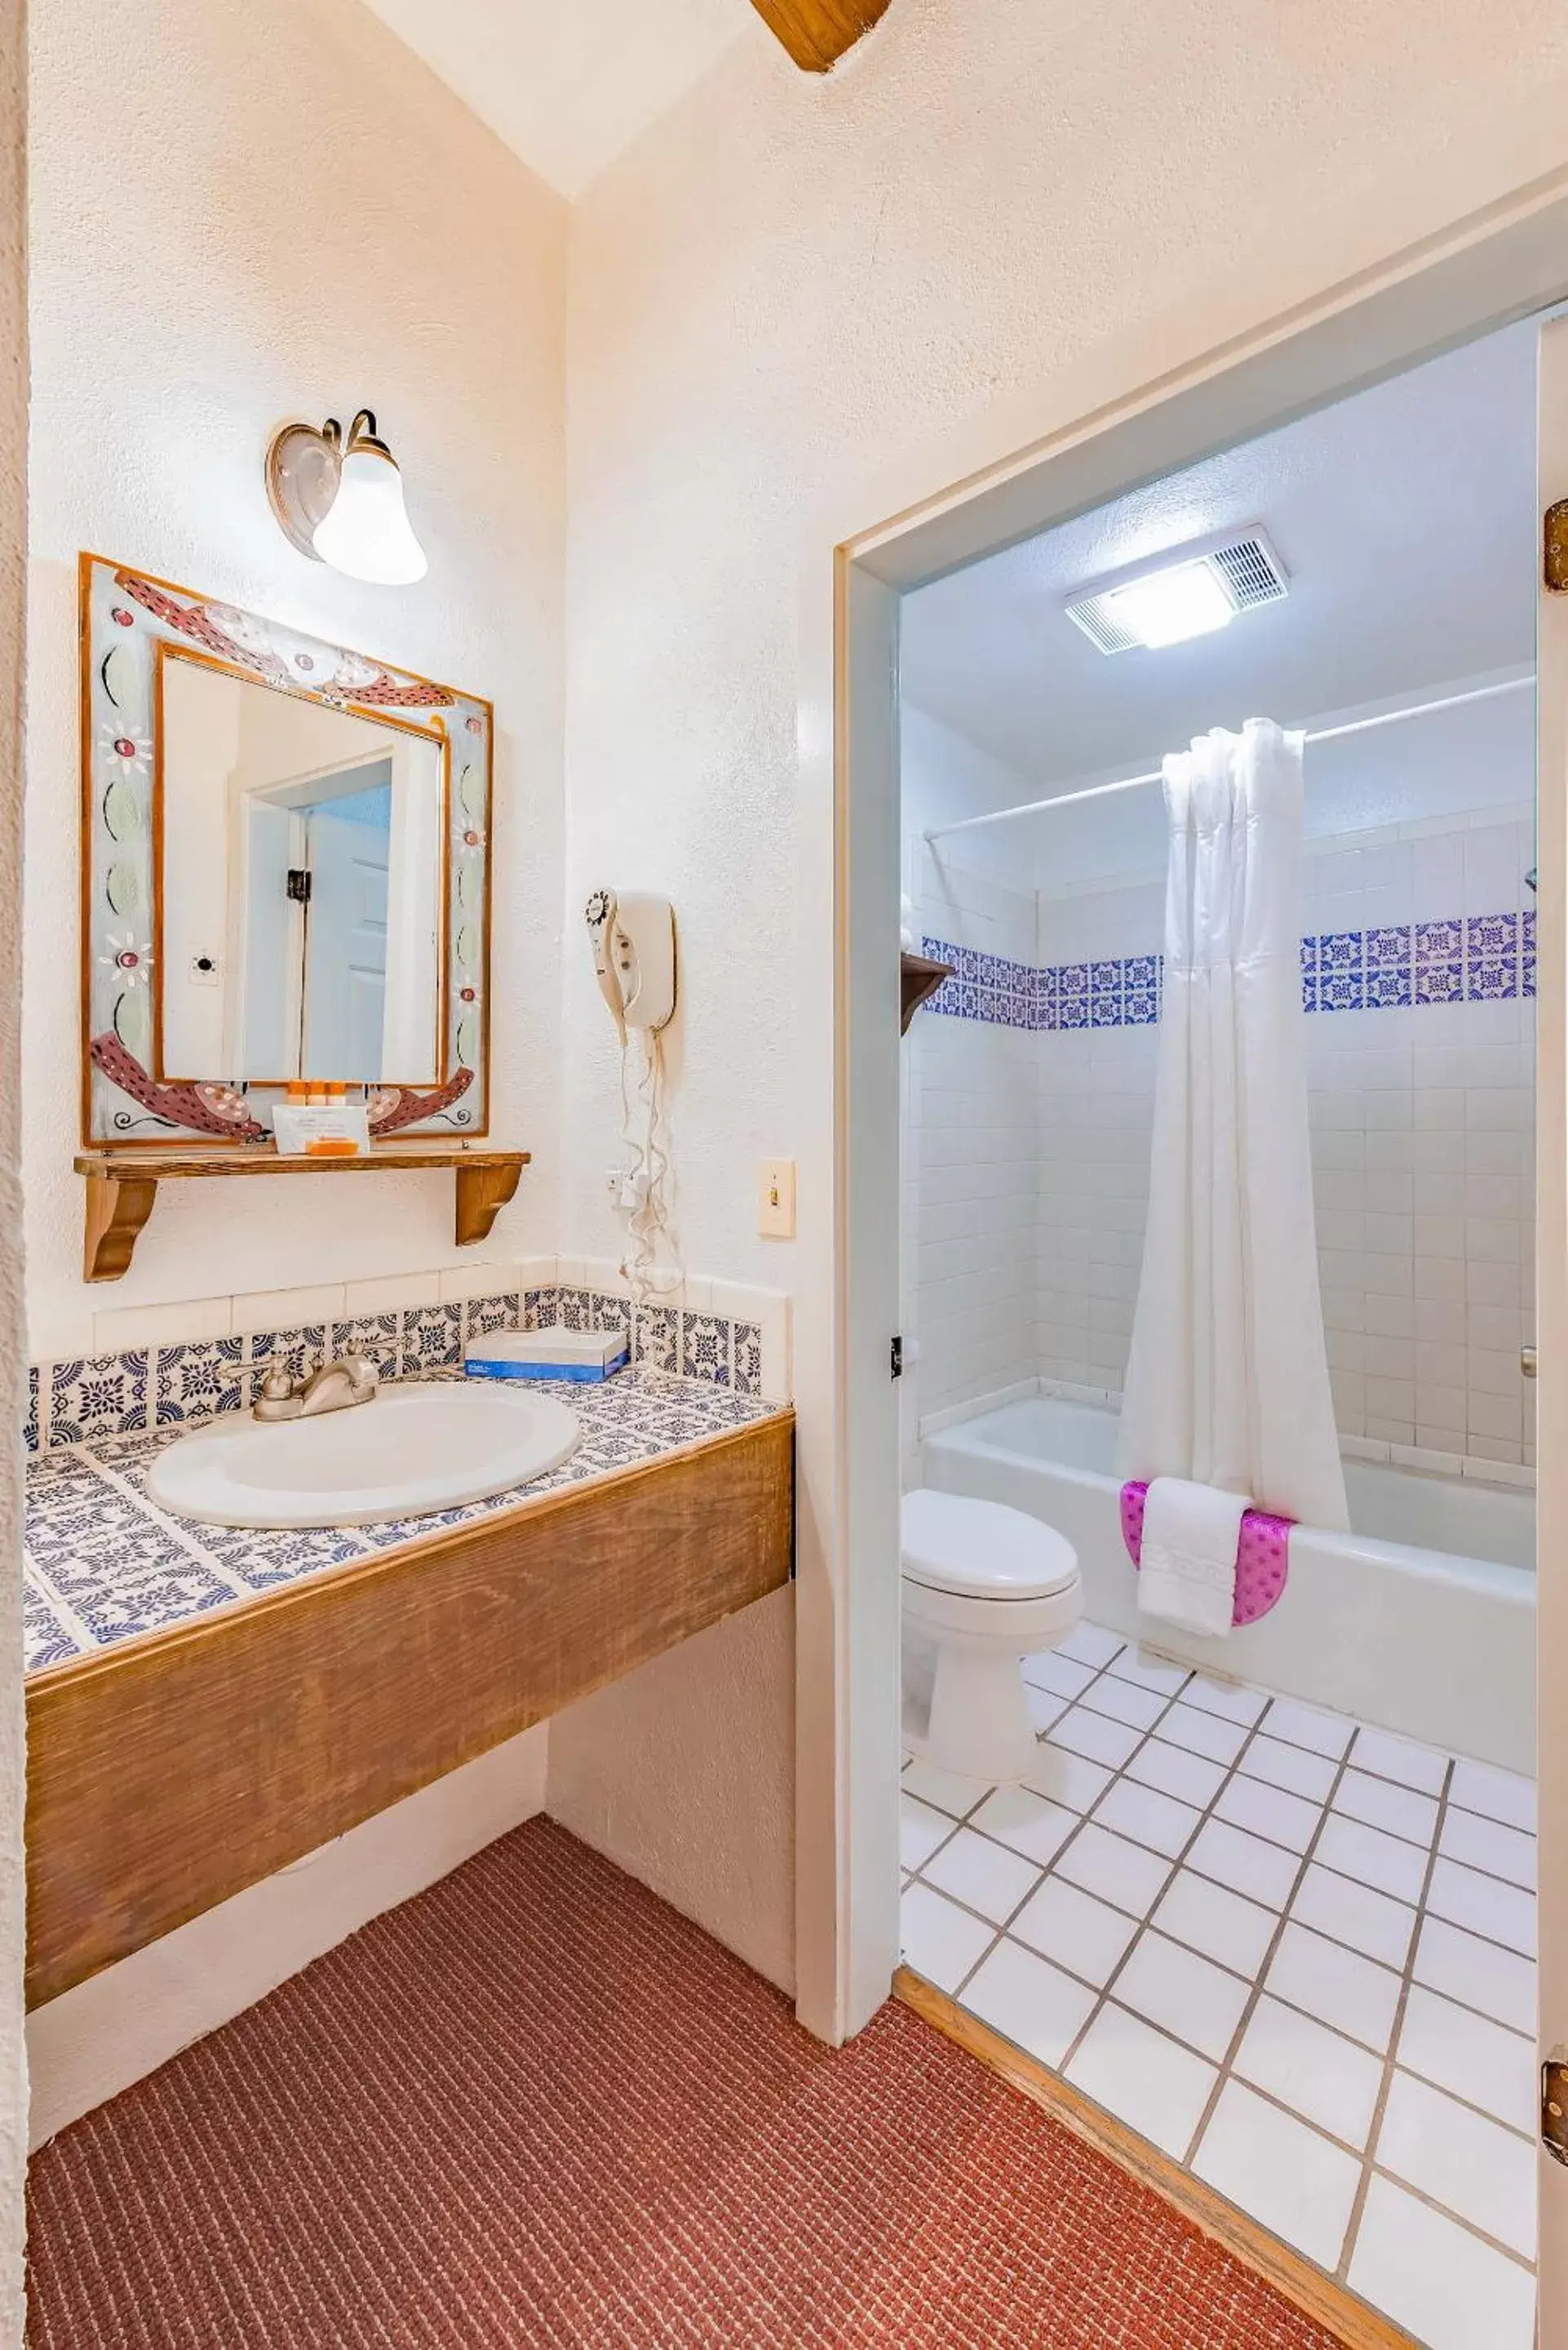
(798, 158), (1568, 2334)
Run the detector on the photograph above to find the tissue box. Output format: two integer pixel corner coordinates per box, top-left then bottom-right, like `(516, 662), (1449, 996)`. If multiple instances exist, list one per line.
(463, 1328), (629, 1383)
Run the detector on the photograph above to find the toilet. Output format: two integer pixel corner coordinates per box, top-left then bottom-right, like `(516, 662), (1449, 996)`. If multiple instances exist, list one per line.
(901, 1488), (1082, 1785)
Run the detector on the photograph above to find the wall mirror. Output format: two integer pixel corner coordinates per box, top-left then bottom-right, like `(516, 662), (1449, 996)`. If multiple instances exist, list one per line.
(79, 555), (492, 1146)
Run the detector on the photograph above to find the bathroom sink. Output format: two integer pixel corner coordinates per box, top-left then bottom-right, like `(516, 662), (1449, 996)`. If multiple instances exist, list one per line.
(148, 1381), (582, 1530)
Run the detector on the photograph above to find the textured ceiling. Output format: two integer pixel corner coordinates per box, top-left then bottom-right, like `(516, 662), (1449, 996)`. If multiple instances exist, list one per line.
(901, 319), (1539, 803)
(358, 0), (748, 197)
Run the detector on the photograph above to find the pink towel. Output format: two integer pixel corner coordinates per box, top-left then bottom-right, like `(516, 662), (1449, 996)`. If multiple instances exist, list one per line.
(1120, 1481), (1291, 1628)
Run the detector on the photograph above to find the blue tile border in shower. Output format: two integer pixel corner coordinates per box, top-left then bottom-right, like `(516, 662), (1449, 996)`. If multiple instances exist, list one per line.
(923, 909), (1535, 1033)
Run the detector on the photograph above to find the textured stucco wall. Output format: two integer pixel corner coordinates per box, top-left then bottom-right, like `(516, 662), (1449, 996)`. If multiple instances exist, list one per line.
(553, 0), (1568, 1980)
(545, 1587), (796, 1992)
(24, 0), (567, 1359)
(0, 0), (25, 2326)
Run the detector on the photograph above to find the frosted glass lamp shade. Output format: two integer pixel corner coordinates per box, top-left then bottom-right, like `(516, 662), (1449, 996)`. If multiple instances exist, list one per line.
(312, 446), (427, 586)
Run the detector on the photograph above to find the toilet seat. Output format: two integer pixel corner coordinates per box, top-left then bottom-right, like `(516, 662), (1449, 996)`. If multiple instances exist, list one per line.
(902, 1488), (1078, 1603)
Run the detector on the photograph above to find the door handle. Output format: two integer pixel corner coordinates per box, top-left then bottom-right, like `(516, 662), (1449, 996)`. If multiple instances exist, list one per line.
(1522, 1346), (1538, 1380)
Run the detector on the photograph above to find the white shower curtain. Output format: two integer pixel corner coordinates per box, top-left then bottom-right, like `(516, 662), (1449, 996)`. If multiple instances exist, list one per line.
(1116, 721), (1348, 1531)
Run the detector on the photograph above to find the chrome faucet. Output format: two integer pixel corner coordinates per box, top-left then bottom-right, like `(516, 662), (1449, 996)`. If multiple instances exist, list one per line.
(252, 1351), (379, 1423)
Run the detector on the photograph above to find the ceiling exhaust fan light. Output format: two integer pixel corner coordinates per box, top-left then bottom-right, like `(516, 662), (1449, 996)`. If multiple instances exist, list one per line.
(1065, 529), (1288, 655)
(1099, 560), (1236, 650)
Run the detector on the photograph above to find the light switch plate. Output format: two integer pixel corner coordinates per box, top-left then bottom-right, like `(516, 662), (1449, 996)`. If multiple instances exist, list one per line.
(757, 1157), (796, 1239)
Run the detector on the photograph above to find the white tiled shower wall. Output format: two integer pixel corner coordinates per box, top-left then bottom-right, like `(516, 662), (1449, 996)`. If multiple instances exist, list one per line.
(902, 858), (1039, 1470)
(906, 809), (1536, 1472)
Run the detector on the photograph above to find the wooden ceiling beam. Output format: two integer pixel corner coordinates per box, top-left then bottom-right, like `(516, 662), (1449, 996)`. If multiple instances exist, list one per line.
(749, 0), (893, 73)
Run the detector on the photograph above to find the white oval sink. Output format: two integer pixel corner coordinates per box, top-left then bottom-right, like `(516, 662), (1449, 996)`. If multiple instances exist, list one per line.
(148, 1381), (581, 1530)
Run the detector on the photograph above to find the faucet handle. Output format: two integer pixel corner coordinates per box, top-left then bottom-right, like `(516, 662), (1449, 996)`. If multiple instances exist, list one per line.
(257, 1359), (296, 1403)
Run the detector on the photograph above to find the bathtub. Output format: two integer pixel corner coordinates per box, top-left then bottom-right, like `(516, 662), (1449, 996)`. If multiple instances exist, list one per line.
(922, 1394), (1535, 1774)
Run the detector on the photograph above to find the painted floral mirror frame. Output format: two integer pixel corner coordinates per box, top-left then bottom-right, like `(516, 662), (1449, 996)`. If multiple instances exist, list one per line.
(79, 553), (492, 1148)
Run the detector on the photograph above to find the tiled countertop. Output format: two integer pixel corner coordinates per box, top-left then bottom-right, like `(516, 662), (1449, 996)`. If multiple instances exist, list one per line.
(24, 1369), (786, 1674)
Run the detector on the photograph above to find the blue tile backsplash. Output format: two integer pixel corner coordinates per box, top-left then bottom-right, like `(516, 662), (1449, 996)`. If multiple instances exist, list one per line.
(923, 909), (1535, 1031)
(28, 1284), (764, 1457)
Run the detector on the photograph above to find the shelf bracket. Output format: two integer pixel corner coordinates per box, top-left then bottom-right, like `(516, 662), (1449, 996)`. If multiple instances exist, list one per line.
(454, 1159), (523, 1248)
(82, 1169), (160, 1284)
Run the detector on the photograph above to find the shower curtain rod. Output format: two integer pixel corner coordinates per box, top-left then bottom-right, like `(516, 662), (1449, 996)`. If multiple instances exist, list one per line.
(923, 673), (1536, 845)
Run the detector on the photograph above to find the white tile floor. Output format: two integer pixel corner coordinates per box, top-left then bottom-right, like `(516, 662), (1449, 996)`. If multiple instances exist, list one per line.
(900, 1623), (1539, 2350)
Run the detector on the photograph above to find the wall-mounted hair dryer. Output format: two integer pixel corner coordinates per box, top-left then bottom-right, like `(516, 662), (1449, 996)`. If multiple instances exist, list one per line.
(585, 889), (676, 1046)
(586, 889), (680, 1322)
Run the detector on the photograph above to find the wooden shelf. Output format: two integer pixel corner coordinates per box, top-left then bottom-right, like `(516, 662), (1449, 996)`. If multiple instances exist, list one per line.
(901, 951), (952, 1035)
(73, 1147), (530, 1283)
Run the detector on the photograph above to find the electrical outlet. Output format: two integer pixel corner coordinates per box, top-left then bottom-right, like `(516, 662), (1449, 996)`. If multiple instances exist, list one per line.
(757, 1157), (795, 1239)
(604, 1168), (624, 1199)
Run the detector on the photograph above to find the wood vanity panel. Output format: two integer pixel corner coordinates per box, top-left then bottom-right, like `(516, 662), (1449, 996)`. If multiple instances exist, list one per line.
(24, 1412), (794, 2009)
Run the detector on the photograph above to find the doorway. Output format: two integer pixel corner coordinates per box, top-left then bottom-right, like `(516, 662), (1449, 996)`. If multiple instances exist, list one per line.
(819, 193), (1568, 2350)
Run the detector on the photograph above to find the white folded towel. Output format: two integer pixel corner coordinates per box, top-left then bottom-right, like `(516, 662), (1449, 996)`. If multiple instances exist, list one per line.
(1137, 1476), (1249, 1641)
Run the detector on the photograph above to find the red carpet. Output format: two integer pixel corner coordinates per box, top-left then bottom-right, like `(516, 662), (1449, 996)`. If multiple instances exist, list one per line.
(28, 1817), (1342, 2347)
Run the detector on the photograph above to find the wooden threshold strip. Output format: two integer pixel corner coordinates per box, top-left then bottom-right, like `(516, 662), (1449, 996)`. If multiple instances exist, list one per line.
(893, 1966), (1420, 2350)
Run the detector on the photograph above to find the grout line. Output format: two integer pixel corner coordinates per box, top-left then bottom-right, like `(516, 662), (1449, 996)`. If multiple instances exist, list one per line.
(1041, 1683), (1289, 2082)
(1179, 1732), (1364, 2171)
(906, 1787), (1538, 2082)
(1337, 1758), (1460, 2285)
(902, 1630), (1541, 2298)
(1362, 2157), (1536, 2272)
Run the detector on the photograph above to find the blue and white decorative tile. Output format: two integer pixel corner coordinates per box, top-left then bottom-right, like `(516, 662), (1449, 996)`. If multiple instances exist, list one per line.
(1415, 919), (1463, 964)
(1524, 908), (1538, 999)
(1415, 960), (1464, 1006)
(1035, 967), (1059, 1031)
(463, 1292), (520, 1346)
(24, 1491), (136, 1576)
(24, 1366), (38, 1457)
(1091, 963), (1128, 1029)
(522, 1286), (559, 1332)
(955, 944), (978, 982)
(1318, 931), (1363, 978)
(246, 1326), (325, 1392)
(330, 1312), (401, 1384)
(23, 1585), (79, 1673)
(733, 1323), (763, 1396)
(1364, 962), (1412, 1009)
(189, 1517), (369, 1592)
(1057, 965), (1089, 1030)
(1467, 958), (1517, 1002)
(557, 1286), (591, 1332)
(1467, 911), (1517, 963)
(1365, 925), (1411, 969)
(680, 1312), (731, 1386)
(1301, 970), (1319, 1013)
(49, 1351), (148, 1448)
(69, 1565), (241, 1647)
(631, 1305), (679, 1372)
(1123, 978), (1158, 1024)
(1318, 964), (1365, 1013)
(593, 1292), (631, 1341)
(404, 1303), (462, 1372)
(33, 1516), (206, 1599)
(30, 1437), (129, 1491)
(155, 1337), (245, 1426)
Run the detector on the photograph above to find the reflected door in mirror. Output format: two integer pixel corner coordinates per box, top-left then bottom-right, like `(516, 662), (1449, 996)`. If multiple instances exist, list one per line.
(158, 651), (445, 1085)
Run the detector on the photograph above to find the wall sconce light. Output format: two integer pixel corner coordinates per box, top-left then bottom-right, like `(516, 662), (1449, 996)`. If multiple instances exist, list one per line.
(264, 410), (427, 586)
